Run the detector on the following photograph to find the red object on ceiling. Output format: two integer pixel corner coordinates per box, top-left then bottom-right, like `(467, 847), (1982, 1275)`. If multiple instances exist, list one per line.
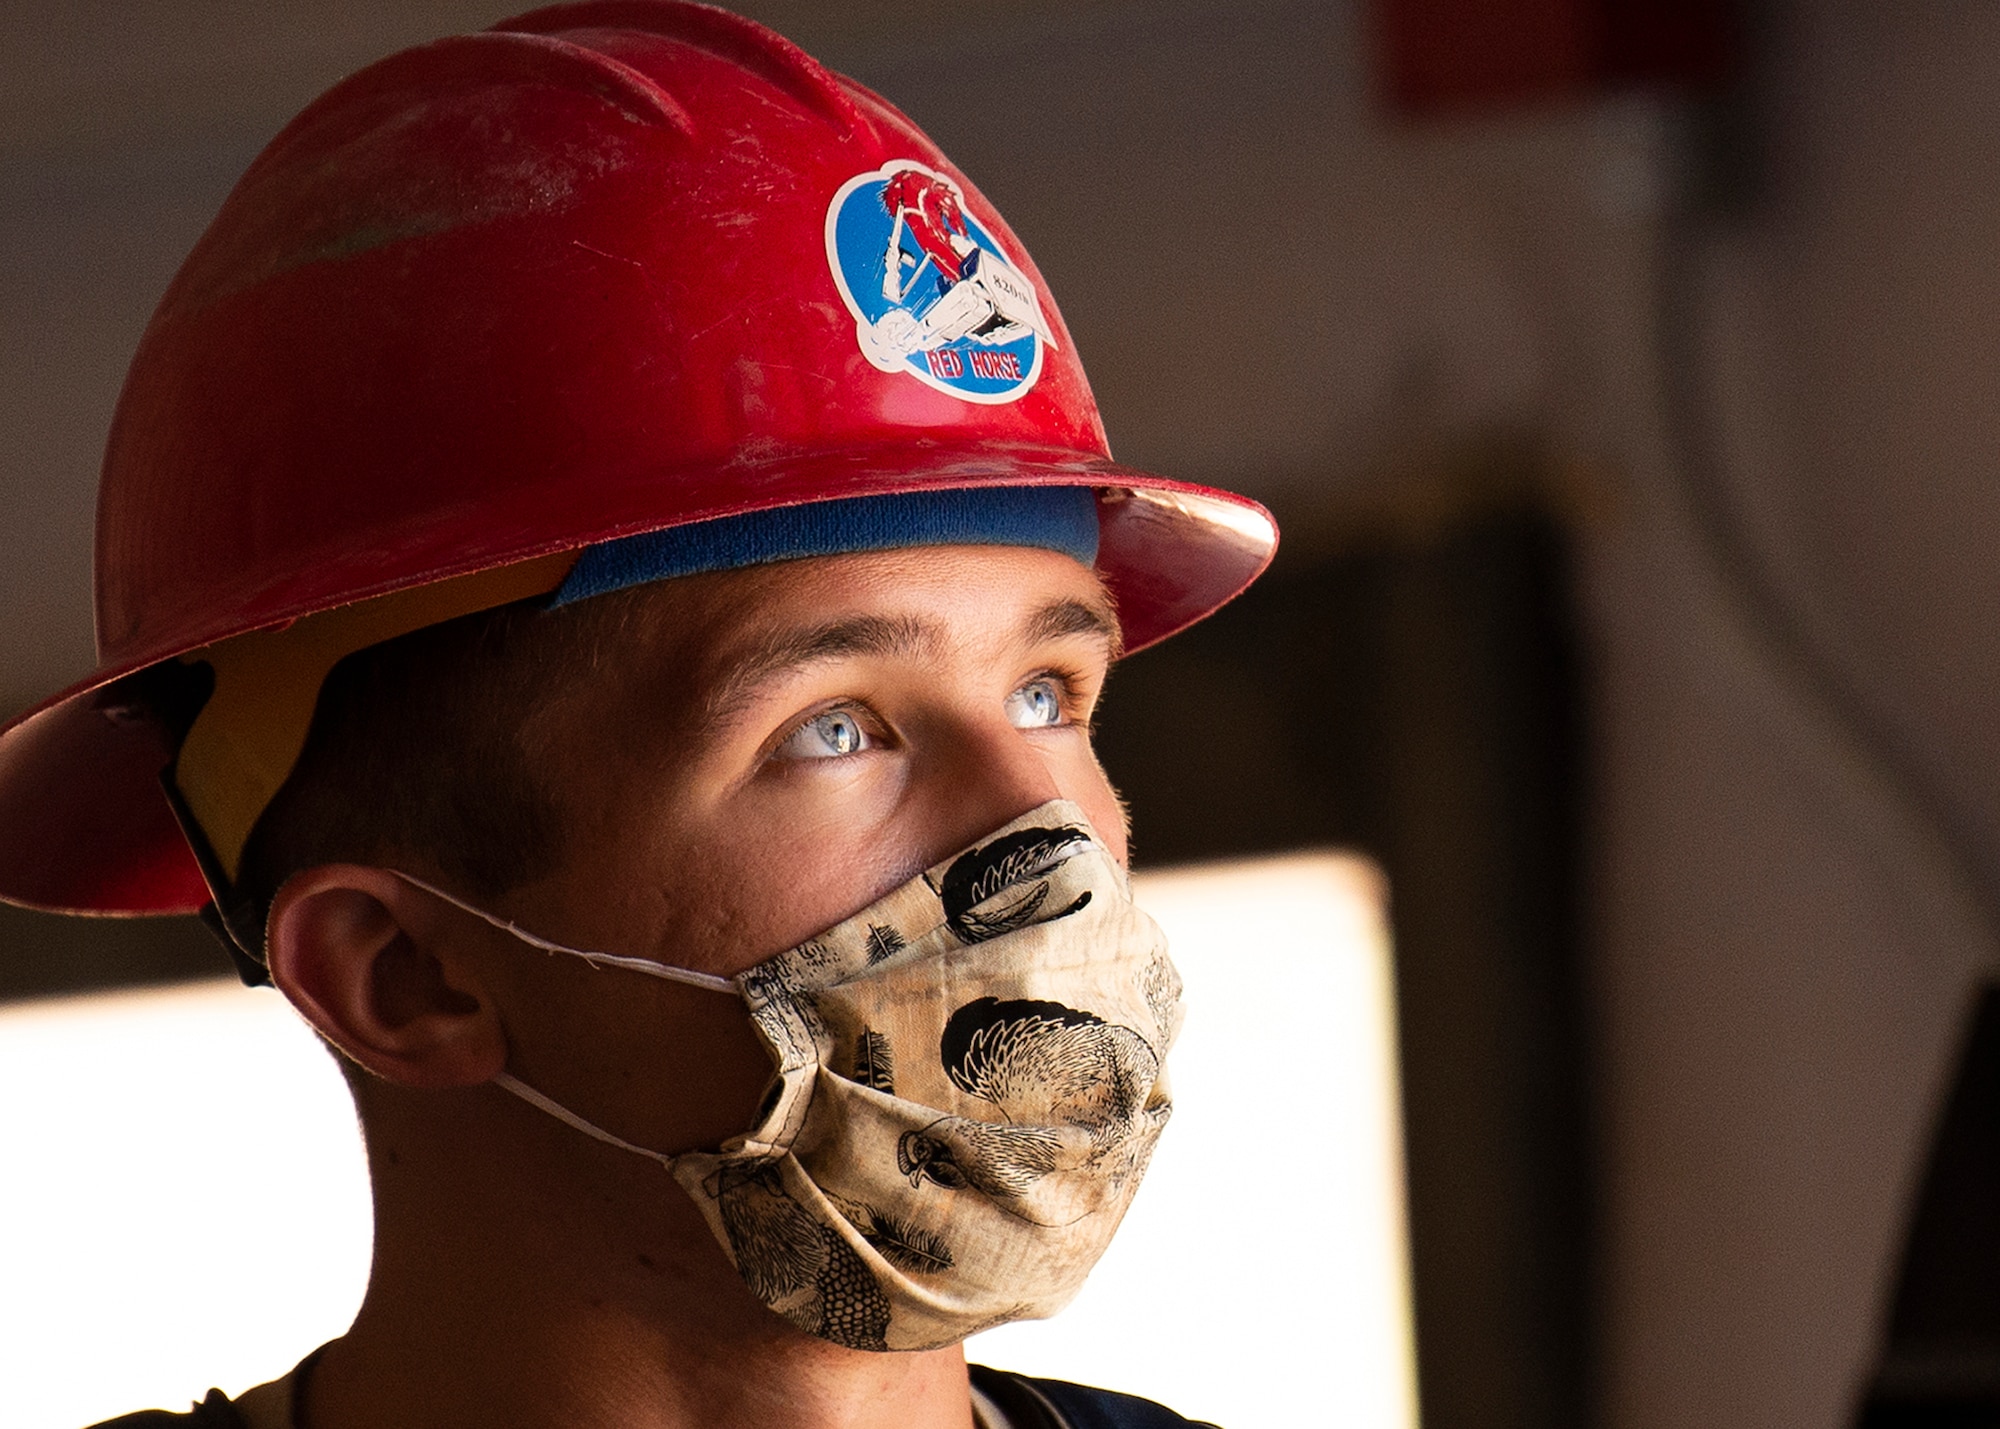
(1373, 0), (1737, 113)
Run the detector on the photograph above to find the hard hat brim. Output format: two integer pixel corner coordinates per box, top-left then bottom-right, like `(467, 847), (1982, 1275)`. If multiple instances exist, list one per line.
(0, 458), (1274, 917)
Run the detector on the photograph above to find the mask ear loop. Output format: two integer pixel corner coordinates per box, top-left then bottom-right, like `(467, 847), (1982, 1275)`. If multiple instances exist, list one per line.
(489, 1071), (678, 1168)
(387, 870), (741, 1169)
(388, 870), (738, 994)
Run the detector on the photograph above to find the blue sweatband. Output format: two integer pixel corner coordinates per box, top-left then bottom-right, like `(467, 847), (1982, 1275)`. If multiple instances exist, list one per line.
(551, 486), (1101, 608)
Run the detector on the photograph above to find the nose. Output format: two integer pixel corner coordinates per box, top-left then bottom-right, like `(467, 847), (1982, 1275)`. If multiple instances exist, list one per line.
(915, 711), (1069, 866)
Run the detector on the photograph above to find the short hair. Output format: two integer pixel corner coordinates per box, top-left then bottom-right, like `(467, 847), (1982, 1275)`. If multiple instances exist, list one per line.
(233, 586), (648, 943)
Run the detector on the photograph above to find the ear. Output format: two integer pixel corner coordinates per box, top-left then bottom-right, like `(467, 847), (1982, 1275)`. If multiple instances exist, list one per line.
(266, 864), (508, 1089)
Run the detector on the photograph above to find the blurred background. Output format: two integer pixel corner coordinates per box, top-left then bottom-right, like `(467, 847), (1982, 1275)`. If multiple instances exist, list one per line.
(5, 1), (2000, 1426)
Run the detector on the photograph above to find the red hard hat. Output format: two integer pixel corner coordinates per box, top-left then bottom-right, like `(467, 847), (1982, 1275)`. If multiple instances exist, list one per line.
(0, 1), (1275, 919)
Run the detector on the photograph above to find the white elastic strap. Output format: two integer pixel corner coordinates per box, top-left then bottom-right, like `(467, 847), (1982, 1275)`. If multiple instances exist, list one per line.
(492, 1071), (677, 1169)
(390, 870), (737, 993)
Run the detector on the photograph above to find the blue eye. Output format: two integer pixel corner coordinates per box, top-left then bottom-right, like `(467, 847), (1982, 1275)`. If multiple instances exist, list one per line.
(1006, 679), (1064, 730)
(779, 709), (874, 760)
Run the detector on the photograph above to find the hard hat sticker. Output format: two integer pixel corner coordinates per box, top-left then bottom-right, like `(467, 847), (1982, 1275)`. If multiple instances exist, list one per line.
(827, 162), (1054, 404)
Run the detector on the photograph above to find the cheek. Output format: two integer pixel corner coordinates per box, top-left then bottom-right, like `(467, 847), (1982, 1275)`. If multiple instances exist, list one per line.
(652, 810), (914, 976)
(496, 948), (774, 1156)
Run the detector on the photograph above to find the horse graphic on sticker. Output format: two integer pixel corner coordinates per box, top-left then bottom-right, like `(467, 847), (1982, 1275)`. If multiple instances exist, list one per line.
(826, 161), (1055, 404)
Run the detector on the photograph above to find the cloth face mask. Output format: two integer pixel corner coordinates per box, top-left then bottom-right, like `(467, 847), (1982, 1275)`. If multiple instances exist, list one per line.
(409, 800), (1182, 1352)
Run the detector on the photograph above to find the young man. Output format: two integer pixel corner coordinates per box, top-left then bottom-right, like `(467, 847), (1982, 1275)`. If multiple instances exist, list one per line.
(0, 5), (1275, 1426)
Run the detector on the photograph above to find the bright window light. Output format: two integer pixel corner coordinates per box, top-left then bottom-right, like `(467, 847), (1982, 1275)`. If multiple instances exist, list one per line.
(0, 853), (1413, 1429)
(970, 854), (1417, 1429)
(0, 977), (372, 1428)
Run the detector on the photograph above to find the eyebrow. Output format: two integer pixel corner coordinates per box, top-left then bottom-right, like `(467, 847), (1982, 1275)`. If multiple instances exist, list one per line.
(702, 593), (1123, 730)
(703, 614), (938, 725)
(1024, 595), (1123, 658)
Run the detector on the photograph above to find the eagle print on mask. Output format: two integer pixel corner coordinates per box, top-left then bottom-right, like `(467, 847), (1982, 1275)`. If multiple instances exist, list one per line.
(659, 800), (1180, 1352)
(896, 995), (1171, 1226)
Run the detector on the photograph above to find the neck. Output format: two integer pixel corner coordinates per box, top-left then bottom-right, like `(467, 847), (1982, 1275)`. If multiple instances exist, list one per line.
(304, 1082), (974, 1429)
